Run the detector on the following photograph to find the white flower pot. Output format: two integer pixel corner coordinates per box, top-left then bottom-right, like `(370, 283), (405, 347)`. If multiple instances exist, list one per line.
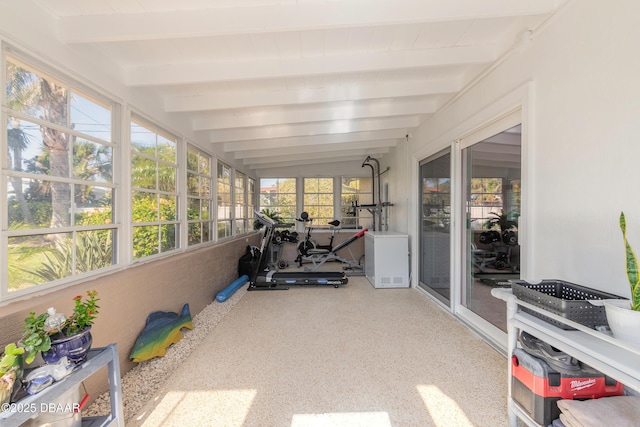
(604, 299), (640, 345)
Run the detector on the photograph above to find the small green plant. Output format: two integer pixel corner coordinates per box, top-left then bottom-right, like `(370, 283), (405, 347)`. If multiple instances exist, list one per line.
(0, 343), (24, 377)
(21, 311), (51, 364)
(619, 212), (640, 311)
(0, 343), (25, 405)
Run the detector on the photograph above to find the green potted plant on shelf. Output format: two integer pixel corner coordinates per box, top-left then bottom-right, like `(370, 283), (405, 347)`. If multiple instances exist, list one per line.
(603, 212), (640, 344)
(0, 343), (25, 408)
(20, 290), (100, 365)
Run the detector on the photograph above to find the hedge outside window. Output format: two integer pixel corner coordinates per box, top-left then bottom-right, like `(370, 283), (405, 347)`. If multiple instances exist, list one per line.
(4, 54), (116, 298)
(187, 144), (213, 246)
(131, 116), (179, 258)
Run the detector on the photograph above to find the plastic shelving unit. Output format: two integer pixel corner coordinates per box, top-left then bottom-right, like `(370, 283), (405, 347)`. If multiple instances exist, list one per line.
(491, 288), (640, 427)
(0, 343), (124, 427)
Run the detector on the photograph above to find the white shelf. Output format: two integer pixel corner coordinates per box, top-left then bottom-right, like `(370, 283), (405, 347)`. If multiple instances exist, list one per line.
(1, 344), (124, 427)
(491, 288), (640, 427)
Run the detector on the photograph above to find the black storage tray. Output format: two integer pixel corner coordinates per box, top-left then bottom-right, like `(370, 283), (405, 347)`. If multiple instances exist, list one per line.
(511, 280), (624, 330)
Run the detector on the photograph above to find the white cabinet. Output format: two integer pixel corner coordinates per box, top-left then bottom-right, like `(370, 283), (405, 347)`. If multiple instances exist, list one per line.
(491, 288), (640, 427)
(1, 344), (124, 427)
(364, 231), (409, 288)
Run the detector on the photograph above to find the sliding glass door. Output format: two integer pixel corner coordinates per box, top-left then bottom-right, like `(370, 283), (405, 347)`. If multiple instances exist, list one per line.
(461, 125), (521, 332)
(418, 149), (451, 304)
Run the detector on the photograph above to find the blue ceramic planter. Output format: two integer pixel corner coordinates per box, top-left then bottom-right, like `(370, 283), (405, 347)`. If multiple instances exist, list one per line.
(42, 327), (92, 365)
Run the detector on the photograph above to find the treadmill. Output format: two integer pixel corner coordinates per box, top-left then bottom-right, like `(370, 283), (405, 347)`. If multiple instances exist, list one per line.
(248, 210), (348, 290)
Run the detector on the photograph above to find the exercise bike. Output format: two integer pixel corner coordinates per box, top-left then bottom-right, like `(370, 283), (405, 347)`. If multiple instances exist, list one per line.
(295, 212), (367, 273)
(295, 211), (340, 259)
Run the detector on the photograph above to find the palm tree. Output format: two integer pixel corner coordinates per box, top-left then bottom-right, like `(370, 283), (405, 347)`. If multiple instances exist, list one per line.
(6, 62), (39, 226)
(39, 78), (71, 230)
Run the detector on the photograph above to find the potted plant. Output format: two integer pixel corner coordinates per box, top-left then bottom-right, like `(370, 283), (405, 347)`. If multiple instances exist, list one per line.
(603, 212), (640, 345)
(20, 290), (100, 365)
(0, 343), (25, 408)
(485, 209), (519, 233)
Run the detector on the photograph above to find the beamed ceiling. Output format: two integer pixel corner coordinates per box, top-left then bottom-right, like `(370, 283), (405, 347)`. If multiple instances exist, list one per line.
(32, 0), (565, 172)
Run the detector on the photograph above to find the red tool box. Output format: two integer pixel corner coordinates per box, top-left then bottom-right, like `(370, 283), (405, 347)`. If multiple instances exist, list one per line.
(511, 347), (624, 425)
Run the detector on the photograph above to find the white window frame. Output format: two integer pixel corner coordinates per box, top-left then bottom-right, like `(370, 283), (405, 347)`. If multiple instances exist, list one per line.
(186, 144), (213, 246)
(217, 160), (233, 240)
(130, 114), (180, 260)
(1, 48), (120, 302)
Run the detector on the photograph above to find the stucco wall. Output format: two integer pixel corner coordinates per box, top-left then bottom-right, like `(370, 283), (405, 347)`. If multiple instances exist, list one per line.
(0, 233), (260, 397)
(408, 0), (640, 298)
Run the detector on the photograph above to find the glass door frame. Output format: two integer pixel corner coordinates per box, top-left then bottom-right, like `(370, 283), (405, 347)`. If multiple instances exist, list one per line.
(411, 83), (532, 354)
(418, 147), (452, 306)
(454, 109), (526, 352)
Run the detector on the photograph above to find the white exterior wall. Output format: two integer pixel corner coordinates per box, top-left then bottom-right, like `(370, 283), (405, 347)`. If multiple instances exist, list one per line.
(408, 0), (640, 299)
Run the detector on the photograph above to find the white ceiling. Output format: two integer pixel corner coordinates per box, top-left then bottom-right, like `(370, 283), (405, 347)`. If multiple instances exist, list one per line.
(33, 0), (564, 172)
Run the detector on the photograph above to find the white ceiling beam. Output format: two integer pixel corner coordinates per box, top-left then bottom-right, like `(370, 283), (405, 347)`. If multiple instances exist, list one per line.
(192, 97), (436, 131)
(224, 129), (406, 152)
(243, 147), (389, 166)
(250, 155), (372, 170)
(57, 0), (560, 43)
(209, 115), (419, 143)
(167, 79), (458, 112)
(126, 46), (494, 87)
(236, 139), (396, 159)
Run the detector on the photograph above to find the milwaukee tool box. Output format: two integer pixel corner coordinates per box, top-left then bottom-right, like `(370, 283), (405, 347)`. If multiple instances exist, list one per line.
(511, 347), (624, 425)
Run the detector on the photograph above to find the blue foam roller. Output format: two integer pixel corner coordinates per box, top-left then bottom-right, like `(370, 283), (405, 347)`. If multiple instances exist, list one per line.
(216, 275), (249, 302)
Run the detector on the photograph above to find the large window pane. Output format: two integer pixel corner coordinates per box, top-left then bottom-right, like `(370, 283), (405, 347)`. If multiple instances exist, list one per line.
(73, 139), (112, 182)
(217, 161), (232, 238)
(6, 61), (67, 126)
(132, 191), (158, 223)
(4, 55), (117, 299)
(131, 116), (179, 259)
(131, 154), (156, 189)
(7, 118), (70, 176)
(187, 145), (213, 246)
(8, 233), (73, 290)
(133, 226), (159, 259)
(70, 91), (112, 142)
(74, 185), (113, 225)
(76, 229), (115, 273)
(130, 121), (156, 154)
(259, 178), (297, 224)
(341, 177), (373, 229)
(303, 177), (334, 225)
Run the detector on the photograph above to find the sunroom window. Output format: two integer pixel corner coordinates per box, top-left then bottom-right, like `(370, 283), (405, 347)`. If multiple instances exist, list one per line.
(217, 161), (232, 239)
(130, 116), (179, 259)
(3, 55), (117, 298)
(235, 171), (247, 234)
(186, 144), (213, 246)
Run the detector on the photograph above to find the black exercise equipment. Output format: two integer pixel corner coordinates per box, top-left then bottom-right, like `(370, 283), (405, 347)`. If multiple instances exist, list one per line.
(248, 210), (348, 291)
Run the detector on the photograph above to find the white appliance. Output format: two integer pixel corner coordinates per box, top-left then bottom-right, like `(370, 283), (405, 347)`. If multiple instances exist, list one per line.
(364, 231), (409, 288)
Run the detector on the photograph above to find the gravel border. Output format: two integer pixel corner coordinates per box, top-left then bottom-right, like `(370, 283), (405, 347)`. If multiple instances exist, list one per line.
(83, 286), (248, 422)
